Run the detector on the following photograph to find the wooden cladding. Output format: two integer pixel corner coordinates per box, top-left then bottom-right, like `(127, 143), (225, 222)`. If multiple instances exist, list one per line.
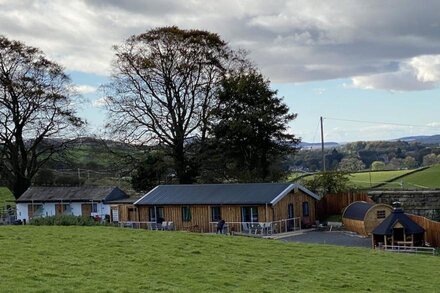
(114, 189), (318, 232)
(273, 191), (316, 225)
(408, 214), (440, 247)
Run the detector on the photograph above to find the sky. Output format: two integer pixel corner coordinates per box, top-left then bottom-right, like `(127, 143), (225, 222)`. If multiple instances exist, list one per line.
(2, 0), (440, 142)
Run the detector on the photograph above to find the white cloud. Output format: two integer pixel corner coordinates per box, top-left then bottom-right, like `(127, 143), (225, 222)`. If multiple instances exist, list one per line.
(74, 85), (97, 94)
(351, 55), (440, 91)
(92, 96), (110, 108)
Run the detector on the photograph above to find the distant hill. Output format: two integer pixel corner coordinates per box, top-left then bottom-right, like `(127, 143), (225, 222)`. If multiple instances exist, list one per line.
(299, 142), (340, 150)
(396, 134), (440, 144)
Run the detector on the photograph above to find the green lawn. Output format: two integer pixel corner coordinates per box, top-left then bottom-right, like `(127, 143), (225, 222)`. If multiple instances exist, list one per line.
(381, 164), (440, 189)
(0, 226), (439, 292)
(290, 170), (414, 190)
(348, 170), (413, 189)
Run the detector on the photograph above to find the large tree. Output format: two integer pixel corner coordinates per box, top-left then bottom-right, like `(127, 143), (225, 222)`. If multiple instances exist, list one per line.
(0, 36), (84, 198)
(105, 26), (238, 183)
(208, 69), (299, 182)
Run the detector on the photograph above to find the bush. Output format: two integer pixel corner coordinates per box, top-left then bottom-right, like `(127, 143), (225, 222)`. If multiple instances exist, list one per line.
(29, 215), (100, 226)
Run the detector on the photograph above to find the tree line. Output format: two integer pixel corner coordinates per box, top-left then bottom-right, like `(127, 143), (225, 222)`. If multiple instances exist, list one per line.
(289, 140), (440, 172)
(0, 26), (299, 199)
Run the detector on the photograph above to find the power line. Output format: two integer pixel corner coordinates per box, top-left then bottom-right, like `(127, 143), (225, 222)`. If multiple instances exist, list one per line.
(323, 117), (440, 129)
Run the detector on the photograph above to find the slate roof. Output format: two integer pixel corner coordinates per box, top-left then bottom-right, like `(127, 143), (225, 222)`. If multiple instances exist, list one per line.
(372, 208), (425, 236)
(106, 197), (141, 204)
(343, 202), (374, 220)
(134, 183), (319, 205)
(16, 186), (128, 203)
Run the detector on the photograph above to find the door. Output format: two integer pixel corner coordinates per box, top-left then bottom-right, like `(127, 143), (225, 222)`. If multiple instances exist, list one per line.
(55, 204), (63, 216)
(287, 203), (295, 230)
(81, 204), (92, 217)
(128, 207), (137, 221)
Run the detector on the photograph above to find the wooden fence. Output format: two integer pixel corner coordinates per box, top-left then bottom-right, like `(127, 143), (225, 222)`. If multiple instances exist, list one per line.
(317, 192), (373, 219)
(408, 214), (440, 248)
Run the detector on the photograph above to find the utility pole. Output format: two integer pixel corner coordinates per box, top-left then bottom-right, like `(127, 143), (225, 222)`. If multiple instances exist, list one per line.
(320, 116), (326, 172)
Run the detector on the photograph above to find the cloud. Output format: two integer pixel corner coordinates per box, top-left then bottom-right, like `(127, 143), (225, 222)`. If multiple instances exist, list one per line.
(92, 96), (110, 108)
(2, 0), (440, 88)
(74, 85), (97, 94)
(351, 55), (440, 91)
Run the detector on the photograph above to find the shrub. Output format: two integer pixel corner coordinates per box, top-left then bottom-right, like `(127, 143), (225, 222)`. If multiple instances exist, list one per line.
(29, 215), (100, 226)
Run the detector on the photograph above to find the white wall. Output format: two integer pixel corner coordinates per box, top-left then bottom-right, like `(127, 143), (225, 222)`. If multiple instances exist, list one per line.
(43, 203), (56, 217)
(70, 203), (82, 216)
(16, 203), (28, 222)
(16, 202), (112, 222)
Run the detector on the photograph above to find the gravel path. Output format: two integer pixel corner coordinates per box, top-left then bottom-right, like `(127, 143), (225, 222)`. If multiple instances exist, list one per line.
(281, 230), (371, 248)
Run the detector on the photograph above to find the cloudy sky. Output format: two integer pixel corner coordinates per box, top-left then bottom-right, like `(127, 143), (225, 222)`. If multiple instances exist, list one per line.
(2, 0), (440, 142)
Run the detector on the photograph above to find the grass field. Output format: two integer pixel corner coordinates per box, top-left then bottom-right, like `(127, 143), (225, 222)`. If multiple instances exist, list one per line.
(380, 164), (440, 189)
(0, 226), (439, 292)
(0, 187), (14, 204)
(348, 170), (414, 189)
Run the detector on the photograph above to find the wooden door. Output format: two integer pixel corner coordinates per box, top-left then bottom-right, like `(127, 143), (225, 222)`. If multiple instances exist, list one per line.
(128, 208), (137, 221)
(55, 204), (63, 216)
(81, 204), (92, 217)
(28, 205), (35, 219)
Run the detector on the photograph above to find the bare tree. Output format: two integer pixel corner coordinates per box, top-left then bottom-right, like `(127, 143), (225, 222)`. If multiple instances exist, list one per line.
(0, 36), (85, 198)
(105, 26), (240, 183)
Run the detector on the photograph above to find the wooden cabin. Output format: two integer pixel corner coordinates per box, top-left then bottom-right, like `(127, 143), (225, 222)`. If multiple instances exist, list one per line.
(108, 197), (141, 223)
(118, 183), (319, 233)
(372, 206), (425, 248)
(342, 201), (393, 236)
(16, 186), (129, 222)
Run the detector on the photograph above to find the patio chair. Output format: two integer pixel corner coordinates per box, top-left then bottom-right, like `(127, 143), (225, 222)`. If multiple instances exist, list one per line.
(241, 222), (250, 233)
(261, 222), (272, 235)
(161, 221), (168, 230)
(250, 223), (262, 234)
(167, 221), (175, 231)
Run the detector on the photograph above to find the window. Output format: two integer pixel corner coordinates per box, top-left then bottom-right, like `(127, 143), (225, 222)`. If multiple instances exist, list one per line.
(302, 202), (309, 217)
(377, 210), (386, 219)
(28, 204), (43, 218)
(91, 203), (98, 213)
(149, 206), (165, 222)
(211, 206), (221, 221)
(63, 204), (71, 213)
(182, 206), (192, 222)
(241, 207), (258, 223)
(288, 203), (294, 219)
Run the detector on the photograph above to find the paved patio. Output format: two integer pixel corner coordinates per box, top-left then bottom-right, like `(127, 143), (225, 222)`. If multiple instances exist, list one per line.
(280, 230), (372, 248)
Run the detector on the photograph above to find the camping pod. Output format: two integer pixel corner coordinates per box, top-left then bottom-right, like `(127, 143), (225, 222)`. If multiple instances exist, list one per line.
(342, 201), (393, 236)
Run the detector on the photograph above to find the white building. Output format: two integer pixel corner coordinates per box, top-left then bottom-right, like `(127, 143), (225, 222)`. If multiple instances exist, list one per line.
(16, 186), (129, 223)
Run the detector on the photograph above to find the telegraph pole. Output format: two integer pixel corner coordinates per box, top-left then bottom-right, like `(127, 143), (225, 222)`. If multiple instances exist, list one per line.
(320, 116), (326, 171)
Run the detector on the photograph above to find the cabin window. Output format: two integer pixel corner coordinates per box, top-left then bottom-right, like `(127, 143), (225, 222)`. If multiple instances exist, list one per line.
(182, 206), (192, 222)
(91, 203), (98, 213)
(377, 210), (386, 219)
(241, 207), (258, 223)
(211, 206), (221, 221)
(149, 207), (165, 222)
(302, 202), (309, 217)
(288, 203), (294, 219)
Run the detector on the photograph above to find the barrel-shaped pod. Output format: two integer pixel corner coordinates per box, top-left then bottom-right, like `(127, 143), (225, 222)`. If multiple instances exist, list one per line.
(342, 201), (372, 236)
(342, 201), (393, 236)
(363, 203), (393, 235)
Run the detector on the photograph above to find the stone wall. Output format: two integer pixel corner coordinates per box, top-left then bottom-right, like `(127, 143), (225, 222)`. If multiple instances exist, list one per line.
(369, 190), (440, 220)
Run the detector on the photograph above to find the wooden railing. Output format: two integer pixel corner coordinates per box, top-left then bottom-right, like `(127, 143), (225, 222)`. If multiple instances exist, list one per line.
(379, 244), (437, 256)
(209, 217), (301, 236)
(118, 221), (176, 230)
